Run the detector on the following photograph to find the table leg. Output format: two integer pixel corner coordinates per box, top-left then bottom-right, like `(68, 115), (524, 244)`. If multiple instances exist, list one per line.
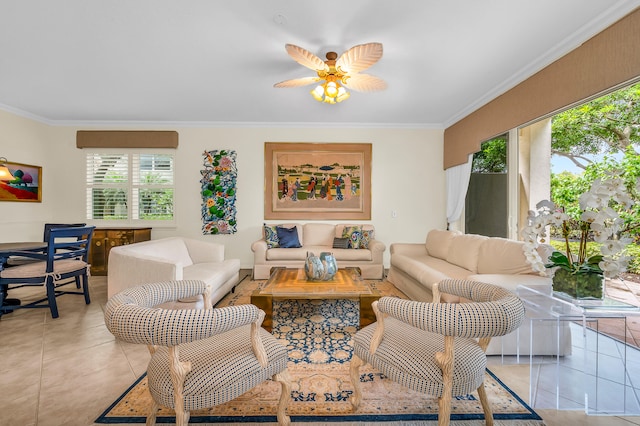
(359, 289), (381, 328)
(251, 291), (273, 332)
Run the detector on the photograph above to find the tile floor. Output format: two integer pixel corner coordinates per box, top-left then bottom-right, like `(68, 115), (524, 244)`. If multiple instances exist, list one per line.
(1, 272), (640, 426)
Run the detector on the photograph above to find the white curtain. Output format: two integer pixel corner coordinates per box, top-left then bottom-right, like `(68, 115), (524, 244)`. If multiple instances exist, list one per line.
(445, 153), (473, 227)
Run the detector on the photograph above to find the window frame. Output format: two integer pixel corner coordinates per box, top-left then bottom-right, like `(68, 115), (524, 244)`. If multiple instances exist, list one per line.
(85, 148), (176, 228)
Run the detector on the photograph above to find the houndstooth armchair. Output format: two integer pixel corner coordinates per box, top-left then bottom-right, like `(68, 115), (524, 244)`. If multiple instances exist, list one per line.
(104, 280), (291, 426)
(350, 279), (525, 426)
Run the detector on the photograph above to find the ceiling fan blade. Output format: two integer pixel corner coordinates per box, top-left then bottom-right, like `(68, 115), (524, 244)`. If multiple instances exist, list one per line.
(343, 73), (387, 92)
(336, 42), (383, 74)
(274, 76), (321, 88)
(285, 44), (329, 72)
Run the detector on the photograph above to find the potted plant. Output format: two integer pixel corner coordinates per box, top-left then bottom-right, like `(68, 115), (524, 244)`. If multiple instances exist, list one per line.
(521, 172), (636, 300)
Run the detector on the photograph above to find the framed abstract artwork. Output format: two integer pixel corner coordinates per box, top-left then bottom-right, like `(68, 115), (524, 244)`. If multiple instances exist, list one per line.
(0, 160), (42, 202)
(264, 142), (371, 220)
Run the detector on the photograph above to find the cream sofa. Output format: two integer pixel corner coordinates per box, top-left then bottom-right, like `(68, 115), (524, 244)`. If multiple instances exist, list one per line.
(387, 229), (571, 355)
(107, 237), (241, 307)
(251, 223), (385, 279)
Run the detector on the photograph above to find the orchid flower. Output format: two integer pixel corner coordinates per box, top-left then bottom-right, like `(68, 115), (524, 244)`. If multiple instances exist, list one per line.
(521, 170), (635, 280)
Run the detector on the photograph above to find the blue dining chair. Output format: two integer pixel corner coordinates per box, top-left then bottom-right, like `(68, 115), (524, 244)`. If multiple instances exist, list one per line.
(6, 223), (87, 268)
(0, 226), (95, 319)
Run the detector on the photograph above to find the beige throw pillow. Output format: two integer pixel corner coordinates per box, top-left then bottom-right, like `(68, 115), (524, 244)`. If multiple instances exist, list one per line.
(476, 238), (535, 275)
(445, 234), (489, 273)
(425, 229), (459, 260)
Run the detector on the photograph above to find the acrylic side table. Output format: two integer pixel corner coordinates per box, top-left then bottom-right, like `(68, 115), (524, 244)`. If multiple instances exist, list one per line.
(516, 285), (640, 415)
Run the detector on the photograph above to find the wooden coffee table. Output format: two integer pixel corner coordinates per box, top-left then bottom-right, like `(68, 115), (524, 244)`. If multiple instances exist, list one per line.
(251, 267), (381, 332)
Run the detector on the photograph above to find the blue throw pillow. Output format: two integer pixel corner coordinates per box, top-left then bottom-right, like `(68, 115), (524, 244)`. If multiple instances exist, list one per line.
(276, 226), (302, 248)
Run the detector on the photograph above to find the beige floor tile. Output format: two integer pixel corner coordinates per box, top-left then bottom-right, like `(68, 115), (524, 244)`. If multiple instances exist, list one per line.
(0, 380), (40, 426)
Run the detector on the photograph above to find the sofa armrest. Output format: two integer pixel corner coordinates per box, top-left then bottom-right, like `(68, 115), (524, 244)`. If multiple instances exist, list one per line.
(251, 240), (268, 264)
(369, 239), (386, 263)
(389, 243), (428, 257)
(183, 238), (225, 263)
(107, 250), (181, 298)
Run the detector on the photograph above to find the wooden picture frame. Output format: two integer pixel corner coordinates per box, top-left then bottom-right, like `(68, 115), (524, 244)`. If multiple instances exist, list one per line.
(0, 161), (42, 202)
(264, 142), (372, 220)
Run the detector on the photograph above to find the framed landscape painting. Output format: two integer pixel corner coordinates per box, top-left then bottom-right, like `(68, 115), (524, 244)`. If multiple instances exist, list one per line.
(264, 142), (371, 220)
(0, 161), (42, 202)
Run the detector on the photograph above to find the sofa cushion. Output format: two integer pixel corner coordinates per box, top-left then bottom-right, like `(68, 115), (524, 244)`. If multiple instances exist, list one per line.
(391, 253), (471, 281)
(266, 247), (308, 260)
(330, 248), (372, 261)
(263, 224), (280, 248)
(445, 234), (488, 273)
(476, 238), (535, 275)
(276, 226), (302, 248)
(425, 229), (459, 260)
(303, 223), (335, 246)
(467, 273), (552, 293)
(183, 260), (240, 287)
(342, 225), (362, 249)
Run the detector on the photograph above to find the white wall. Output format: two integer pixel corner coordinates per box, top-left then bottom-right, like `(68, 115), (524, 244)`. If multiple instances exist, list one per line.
(0, 109), (56, 238)
(1, 110), (447, 268)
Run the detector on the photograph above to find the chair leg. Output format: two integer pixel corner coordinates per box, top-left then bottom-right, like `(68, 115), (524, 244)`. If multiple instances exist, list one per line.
(477, 383), (494, 426)
(273, 369), (292, 426)
(0, 285), (7, 318)
(437, 393), (452, 426)
(75, 276), (81, 289)
(169, 346), (192, 426)
(349, 354), (364, 409)
(82, 273), (91, 304)
(146, 400), (159, 426)
(45, 276), (59, 318)
(175, 410), (190, 426)
(435, 335), (454, 426)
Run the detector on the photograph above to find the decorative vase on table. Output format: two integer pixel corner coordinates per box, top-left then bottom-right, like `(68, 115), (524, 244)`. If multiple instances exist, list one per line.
(304, 252), (325, 281)
(304, 251), (338, 281)
(319, 252), (338, 280)
(552, 268), (604, 300)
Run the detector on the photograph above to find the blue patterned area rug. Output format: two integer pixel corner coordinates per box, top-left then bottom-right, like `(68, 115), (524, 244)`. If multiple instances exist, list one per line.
(95, 280), (545, 425)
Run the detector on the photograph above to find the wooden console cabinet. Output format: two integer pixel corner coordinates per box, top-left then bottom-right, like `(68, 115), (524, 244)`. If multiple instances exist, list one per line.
(89, 227), (151, 275)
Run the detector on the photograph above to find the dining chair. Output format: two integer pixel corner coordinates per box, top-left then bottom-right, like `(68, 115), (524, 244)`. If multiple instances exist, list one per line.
(349, 279), (525, 426)
(6, 222), (87, 268)
(104, 280), (292, 426)
(0, 225), (95, 319)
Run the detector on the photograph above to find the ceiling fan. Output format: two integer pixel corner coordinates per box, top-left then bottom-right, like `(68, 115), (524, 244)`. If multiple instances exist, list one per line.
(274, 42), (386, 103)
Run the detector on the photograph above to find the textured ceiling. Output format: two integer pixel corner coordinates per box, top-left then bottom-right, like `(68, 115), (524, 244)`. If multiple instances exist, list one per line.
(0, 1), (638, 127)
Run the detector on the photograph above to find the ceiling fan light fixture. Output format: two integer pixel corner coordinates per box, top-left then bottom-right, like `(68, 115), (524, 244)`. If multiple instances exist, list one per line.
(310, 81), (350, 104)
(336, 86), (350, 102)
(311, 85), (325, 102)
(277, 42), (385, 104)
(325, 81), (338, 97)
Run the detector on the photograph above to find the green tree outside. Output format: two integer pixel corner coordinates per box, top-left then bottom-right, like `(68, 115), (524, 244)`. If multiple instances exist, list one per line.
(548, 83), (640, 274)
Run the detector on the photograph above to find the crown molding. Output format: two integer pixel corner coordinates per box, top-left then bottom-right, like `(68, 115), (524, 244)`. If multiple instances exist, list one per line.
(0, 104), (443, 130)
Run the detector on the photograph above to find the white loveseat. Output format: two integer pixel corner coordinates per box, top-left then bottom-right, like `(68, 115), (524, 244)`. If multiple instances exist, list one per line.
(107, 237), (241, 306)
(251, 223), (385, 279)
(387, 229), (571, 355)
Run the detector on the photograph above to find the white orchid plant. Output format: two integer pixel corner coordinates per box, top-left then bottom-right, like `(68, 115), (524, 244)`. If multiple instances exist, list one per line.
(522, 172), (635, 279)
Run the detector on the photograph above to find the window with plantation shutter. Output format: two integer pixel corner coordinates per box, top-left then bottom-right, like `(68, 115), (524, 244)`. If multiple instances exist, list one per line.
(86, 151), (175, 225)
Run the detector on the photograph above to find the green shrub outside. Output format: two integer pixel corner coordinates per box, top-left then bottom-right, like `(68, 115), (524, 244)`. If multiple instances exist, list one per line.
(549, 240), (640, 275)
